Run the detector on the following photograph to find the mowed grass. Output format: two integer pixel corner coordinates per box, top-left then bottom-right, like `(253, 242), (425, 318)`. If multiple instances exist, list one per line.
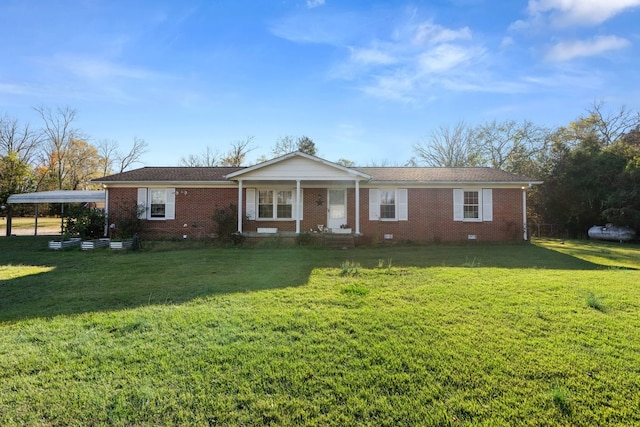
(0, 237), (639, 426)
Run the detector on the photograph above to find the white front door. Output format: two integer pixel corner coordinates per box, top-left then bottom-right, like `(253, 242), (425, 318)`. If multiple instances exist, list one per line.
(327, 189), (347, 231)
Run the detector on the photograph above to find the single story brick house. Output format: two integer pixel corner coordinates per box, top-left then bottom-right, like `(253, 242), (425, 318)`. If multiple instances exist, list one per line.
(93, 151), (542, 243)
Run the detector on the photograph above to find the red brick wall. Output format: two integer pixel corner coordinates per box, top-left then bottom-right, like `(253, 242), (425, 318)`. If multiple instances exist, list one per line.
(107, 186), (525, 242)
(357, 188), (524, 243)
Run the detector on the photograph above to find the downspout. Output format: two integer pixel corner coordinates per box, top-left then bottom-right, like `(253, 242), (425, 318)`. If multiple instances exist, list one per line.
(522, 187), (528, 241)
(237, 180), (243, 233)
(295, 180), (301, 234)
(104, 187), (109, 237)
(354, 179), (360, 235)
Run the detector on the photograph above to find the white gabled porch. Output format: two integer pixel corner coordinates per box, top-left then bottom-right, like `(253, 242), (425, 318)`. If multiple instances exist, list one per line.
(224, 152), (371, 236)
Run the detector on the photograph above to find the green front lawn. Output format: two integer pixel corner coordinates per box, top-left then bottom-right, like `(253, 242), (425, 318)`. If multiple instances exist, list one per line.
(0, 238), (639, 426)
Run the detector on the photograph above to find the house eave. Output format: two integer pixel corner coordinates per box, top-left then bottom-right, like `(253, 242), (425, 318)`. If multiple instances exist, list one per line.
(96, 180), (235, 187)
(364, 180), (543, 187)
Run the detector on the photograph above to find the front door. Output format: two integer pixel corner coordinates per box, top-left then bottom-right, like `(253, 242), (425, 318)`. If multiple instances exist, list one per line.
(327, 189), (347, 231)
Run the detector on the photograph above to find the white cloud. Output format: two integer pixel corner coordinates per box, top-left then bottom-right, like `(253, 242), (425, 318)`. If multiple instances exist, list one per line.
(349, 47), (397, 66)
(546, 35), (631, 61)
(528, 0), (640, 26)
(306, 0), (325, 8)
(412, 22), (472, 45)
(417, 44), (479, 74)
(56, 56), (154, 81)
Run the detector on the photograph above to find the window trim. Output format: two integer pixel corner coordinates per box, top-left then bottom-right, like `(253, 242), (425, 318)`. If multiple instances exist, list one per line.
(137, 187), (175, 220)
(369, 188), (408, 221)
(251, 187), (302, 221)
(453, 188), (492, 222)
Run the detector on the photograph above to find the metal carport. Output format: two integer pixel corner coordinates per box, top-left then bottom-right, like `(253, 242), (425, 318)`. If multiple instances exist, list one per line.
(4, 190), (106, 236)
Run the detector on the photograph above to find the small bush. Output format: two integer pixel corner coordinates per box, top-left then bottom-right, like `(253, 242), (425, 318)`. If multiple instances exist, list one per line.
(213, 204), (243, 244)
(551, 387), (572, 415)
(342, 283), (370, 296)
(462, 256), (481, 268)
(586, 292), (606, 312)
(340, 260), (360, 277)
(109, 200), (146, 239)
(63, 204), (106, 239)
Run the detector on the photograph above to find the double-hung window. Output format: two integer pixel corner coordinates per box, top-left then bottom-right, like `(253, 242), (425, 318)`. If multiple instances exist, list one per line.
(253, 189), (299, 220)
(137, 188), (176, 220)
(150, 189), (167, 218)
(463, 190), (479, 220)
(369, 188), (408, 221)
(379, 190), (396, 219)
(453, 189), (492, 222)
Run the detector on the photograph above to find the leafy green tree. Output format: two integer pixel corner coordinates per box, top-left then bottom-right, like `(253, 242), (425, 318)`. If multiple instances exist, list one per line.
(297, 136), (316, 156)
(0, 151), (34, 205)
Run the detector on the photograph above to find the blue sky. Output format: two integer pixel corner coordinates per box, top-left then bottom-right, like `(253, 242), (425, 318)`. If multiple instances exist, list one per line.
(1, 0), (639, 166)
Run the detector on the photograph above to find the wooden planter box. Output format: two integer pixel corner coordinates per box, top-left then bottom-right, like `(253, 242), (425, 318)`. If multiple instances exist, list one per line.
(48, 238), (82, 250)
(110, 239), (133, 250)
(81, 238), (111, 250)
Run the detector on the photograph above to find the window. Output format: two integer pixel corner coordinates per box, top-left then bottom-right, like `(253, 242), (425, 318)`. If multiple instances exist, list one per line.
(463, 191), (479, 219)
(150, 189), (167, 218)
(258, 190), (273, 218)
(379, 190), (396, 219)
(369, 189), (408, 221)
(137, 188), (176, 220)
(277, 191), (292, 218)
(255, 189), (299, 220)
(453, 189), (492, 222)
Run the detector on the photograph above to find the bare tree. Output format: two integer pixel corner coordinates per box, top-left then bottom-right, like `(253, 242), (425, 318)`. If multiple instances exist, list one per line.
(0, 114), (41, 165)
(221, 136), (256, 167)
(474, 120), (550, 174)
(413, 122), (480, 167)
(96, 139), (119, 177)
(271, 136), (297, 157)
(179, 146), (221, 167)
(117, 136), (148, 172)
(35, 105), (82, 189)
(587, 101), (640, 146)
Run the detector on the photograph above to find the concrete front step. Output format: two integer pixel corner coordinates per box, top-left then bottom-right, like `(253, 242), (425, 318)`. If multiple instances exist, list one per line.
(324, 234), (355, 249)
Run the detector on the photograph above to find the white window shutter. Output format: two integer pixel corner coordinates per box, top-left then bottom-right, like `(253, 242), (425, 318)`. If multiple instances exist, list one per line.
(137, 188), (148, 219)
(165, 188), (176, 220)
(369, 189), (379, 220)
(245, 188), (256, 220)
(453, 189), (464, 221)
(398, 189), (408, 221)
(482, 188), (493, 222)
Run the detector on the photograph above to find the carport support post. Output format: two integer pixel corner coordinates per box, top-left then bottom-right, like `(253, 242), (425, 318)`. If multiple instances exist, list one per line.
(34, 205), (39, 236)
(5, 205), (12, 236)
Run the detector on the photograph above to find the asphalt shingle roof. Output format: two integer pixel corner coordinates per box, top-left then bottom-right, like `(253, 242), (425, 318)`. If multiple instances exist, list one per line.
(94, 167), (244, 182)
(94, 166), (538, 184)
(356, 167), (537, 183)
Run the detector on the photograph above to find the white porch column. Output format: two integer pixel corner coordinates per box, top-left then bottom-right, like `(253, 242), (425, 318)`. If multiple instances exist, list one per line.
(295, 179), (301, 234)
(522, 187), (527, 241)
(355, 179), (360, 235)
(237, 180), (243, 233)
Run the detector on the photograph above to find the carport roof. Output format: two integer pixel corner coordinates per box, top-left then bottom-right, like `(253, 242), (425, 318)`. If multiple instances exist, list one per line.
(7, 190), (106, 204)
